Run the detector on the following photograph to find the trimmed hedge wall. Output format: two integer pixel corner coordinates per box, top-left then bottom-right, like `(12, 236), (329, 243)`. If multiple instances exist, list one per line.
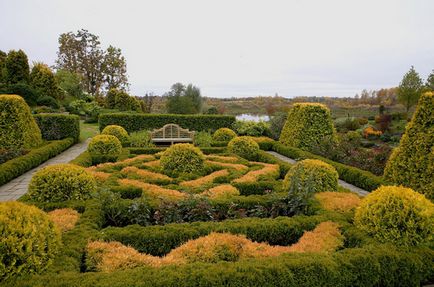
(272, 142), (385, 191)
(128, 147), (226, 155)
(34, 114), (80, 142)
(99, 113), (236, 133)
(0, 138), (75, 186)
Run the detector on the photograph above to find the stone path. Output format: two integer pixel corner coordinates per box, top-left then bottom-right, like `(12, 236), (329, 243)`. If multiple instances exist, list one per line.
(266, 151), (370, 197)
(0, 140), (89, 202)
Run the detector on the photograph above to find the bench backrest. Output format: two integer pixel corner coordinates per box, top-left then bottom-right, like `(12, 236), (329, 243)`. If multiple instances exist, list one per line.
(151, 124), (194, 139)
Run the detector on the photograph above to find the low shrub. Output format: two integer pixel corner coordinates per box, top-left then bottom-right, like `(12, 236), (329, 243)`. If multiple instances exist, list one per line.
(228, 136), (260, 160)
(128, 130), (154, 148)
(232, 120), (271, 137)
(69, 151), (93, 167)
(354, 186), (434, 246)
(232, 181), (278, 196)
(88, 135), (123, 164)
(315, 192), (361, 213)
(202, 184), (240, 199)
(0, 201), (61, 280)
(233, 163), (280, 184)
(0, 138), (74, 186)
(101, 125), (129, 145)
(249, 136), (275, 150)
(47, 208), (80, 232)
(28, 163), (97, 202)
(160, 144), (205, 176)
(34, 114), (80, 142)
(194, 131), (213, 147)
(212, 128), (237, 142)
(283, 159), (338, 213)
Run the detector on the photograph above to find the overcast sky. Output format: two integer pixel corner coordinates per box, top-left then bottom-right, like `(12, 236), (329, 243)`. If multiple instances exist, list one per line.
(1, 0), (433, 98)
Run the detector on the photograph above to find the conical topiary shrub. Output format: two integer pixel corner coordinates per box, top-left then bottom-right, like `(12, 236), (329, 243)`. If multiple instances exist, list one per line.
(279, 103), (337, 152)
(0, 94), (42, 150)
(384, 92), (434, 200)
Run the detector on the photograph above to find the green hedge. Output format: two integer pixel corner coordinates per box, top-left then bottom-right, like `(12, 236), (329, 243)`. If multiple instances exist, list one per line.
(128, 147), (226, 155)
(69, 151), (93, 167)
(99, 113), (236, 133)
(6, 245), (433, 287)
(0, 138), (74, 186)
(272, 142), (385, 191)
(34, 114), (80, 142)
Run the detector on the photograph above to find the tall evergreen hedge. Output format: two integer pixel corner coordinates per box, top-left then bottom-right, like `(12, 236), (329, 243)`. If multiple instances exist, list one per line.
(384, 92), (434, 200)
(99, 113), (236, 133)
(34, 114), (80, 142)
(279, 103), (337, 152)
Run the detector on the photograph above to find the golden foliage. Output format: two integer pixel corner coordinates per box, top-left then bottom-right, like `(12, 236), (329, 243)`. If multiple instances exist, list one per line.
(86, 241), (160, 272)
(91, 171), (112, 182)
(142, 160), (161, 168)
(118, 178), (186, 201)
(181, 169), (229, 188)
(206, 160), (248, 172)
(288, 221), (343, 253)
(121, 166), (172, 182)
(315, 192), (361, 212)
(47, 208), (80, 232)
(119, 154), (155, 165)
(233, 163), (279, 183)
(202, 184), (239, 199)
(206, 155), (240, 163)
(363, 126), (382, 138)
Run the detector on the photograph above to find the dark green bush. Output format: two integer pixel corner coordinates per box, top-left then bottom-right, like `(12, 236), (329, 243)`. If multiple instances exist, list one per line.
(36, 96), (59, 109)
(88, 135), (122, 164)
(34, 114), (80, 142)
(0, 138), (74, 186)
(99, 113), (236, 133)
(110, 186), (143, 199)
(232, 181), (278, 195)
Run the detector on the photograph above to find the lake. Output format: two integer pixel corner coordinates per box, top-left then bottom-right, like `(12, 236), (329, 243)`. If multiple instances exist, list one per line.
(235, 114), (270, 122)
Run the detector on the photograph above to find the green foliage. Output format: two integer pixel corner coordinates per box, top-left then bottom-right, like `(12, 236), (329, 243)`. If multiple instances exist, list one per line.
(283, 159), (338, 213)
(28, 163), (96, 202)
(55, 69), (84, 99)
(34, 114), (80, 142)
(0, 201), (61, 280)
(128, 130), (154, 148)
(194, 131), (213, 147)
(69, 151), (93, 167)
(101, 125), (129, 145)
(212, 128), (237, 142)
(160, 143), (205, 175)
(0, 138), (74, 185)
(355, 186), (434, 246)
(384, 92), (434, 199)
(397, 66), (423, 112)
(36, 95), (59, 109)
(3, 49), (29, 84)
(269, 111), (288, 140)
(0, 50), (6, 83)
(0, 94), (42, 150)
(228, 136), (260, 160)
(0, 82), (39, 106)
(114, 90), (140, 112)
(279, 103), (337, 152)
(99, 113), (236, 133)
(427, 69), (434, 91)
(88, 135), (122, 164)
(68, 99), (102, 123)
(165, 83), (202, 114)
(273, 142), (385, 191)
(232, 120), (271, 137)
(29, 62), (61, 99)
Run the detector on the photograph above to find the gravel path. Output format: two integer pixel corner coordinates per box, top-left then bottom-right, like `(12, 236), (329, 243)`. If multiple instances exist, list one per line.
(266, 151), (370, 197)
(0, 140), (89, 201)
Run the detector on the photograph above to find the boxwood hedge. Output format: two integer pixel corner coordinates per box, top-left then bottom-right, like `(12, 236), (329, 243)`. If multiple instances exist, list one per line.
(34, 114), (80, 142)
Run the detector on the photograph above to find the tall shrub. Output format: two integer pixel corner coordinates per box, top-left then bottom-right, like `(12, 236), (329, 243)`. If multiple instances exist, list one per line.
(384, 92), (434, 200)
(0, 94), (42, 150)
(279, 103), (337, 152)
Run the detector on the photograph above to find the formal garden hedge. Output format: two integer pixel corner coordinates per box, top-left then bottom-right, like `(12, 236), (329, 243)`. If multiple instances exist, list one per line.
(0, 138), (74, 185)
(99, 113), (236, 133)
(34, 114), (80, 142)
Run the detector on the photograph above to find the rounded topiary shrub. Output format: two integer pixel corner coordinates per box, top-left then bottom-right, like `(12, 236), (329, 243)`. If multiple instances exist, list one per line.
(384, 92), (434, 200)
(355, 186), (434, 246)
(213, 128), (237, 142)
(279, 103), (337, 152)
(283, 159), (338, 210)
(0, 201), (61, 280)
(101, 125), (129, 145)
(0, 94), (42, 150)
(160, 143), (205, 175)
(227, 136), (260, 160)
(88, 135), (122, 164)
(28, 163), (97, 202)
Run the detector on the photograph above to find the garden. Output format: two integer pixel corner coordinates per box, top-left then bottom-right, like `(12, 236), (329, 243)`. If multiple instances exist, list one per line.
(0, 91), (433, 286)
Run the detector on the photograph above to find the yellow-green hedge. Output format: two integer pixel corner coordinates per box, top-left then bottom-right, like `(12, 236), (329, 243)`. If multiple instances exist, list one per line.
(279, 103), (337, 152)
(88, 135), (122, 164)
(384, 92), (434, 200)
(28, 163), (97, 202)
(0, 201), (61, 280)
(213, 128), (237, 142)
(355, 186), (434, 246)
(160, 143), (205, 175)
(228, 136), (260, 160)
(101, 125), (129, 146)
(0, 94), (42, 150)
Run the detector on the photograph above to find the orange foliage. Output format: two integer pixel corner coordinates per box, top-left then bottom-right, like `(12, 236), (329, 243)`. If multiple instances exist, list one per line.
(363, 126), (382, 138)
(180, 169), (229, 187)
(47, 208), (80, 232)
(232, 163), (279, 183)
(202, 184), (239, 199)
(142, 160), (161, 168)
(206, 155), (241, 163)
(119, 154), (155, 165)
(315, 192), (361, 212)
(118, 178), (186, 201)
(206, 160), (248, 172)
(121, 166), (172, 182)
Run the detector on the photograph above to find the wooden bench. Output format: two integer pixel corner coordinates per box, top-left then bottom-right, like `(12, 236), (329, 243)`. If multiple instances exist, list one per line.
(150, 124), (195, 145)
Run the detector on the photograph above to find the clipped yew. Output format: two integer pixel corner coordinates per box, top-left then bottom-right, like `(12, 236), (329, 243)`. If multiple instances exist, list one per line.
(101, 125), (129, 145)
(213, 128), (237, 142)
(384, 92), (434, 199)
(279, 103), (337, 152)
(88, 135), (123, 164)
(227, 136), (260, 160)
(160, 143), (205, 175)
